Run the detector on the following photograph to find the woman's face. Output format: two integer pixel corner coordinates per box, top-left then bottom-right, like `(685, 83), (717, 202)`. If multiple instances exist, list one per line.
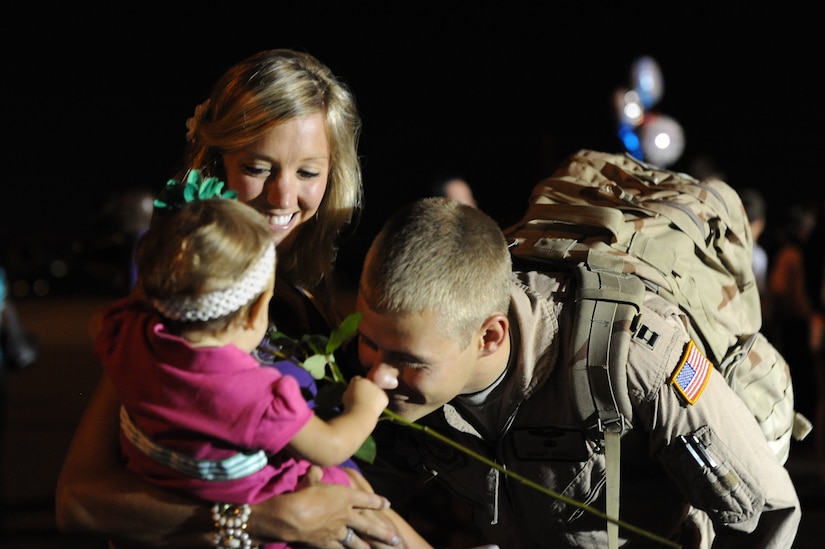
(222, 113), (330, 252)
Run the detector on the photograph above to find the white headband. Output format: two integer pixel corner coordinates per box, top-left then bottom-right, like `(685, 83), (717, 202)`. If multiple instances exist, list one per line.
(153, 243), (275, 322)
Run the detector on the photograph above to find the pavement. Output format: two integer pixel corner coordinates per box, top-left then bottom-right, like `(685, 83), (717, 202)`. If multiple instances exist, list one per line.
(1, 296), (824, 548)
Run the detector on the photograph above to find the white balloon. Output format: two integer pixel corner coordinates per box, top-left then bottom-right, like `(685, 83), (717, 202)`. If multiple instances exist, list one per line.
(613, 87), (644, 126)
(639, 113), (685, 167)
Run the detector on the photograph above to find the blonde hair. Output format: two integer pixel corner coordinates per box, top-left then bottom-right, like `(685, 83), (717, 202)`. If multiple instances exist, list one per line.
(182, 48), (363, 290)
(137, 199), (274, 332)
(360, 197), (512, 346)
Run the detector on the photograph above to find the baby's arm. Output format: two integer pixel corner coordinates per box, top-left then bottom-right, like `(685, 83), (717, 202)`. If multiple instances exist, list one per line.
(290, 376), (388, 465)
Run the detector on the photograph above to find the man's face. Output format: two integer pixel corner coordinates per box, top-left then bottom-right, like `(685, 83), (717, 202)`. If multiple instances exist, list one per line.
(356, 294), (481, 422)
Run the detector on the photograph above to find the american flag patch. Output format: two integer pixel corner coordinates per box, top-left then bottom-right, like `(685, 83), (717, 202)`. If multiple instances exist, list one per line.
(670, 341), (712, 405)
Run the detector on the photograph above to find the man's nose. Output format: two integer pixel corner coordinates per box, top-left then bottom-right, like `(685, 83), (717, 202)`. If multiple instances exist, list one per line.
(365, 361), (399, 390)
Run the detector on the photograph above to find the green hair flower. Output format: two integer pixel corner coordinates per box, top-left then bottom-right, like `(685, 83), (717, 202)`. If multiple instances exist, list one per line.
(153, 169), (238, 213)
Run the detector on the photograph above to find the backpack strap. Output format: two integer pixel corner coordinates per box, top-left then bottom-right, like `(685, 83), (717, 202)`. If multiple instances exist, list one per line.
(570, 263), (644, 436)
(509, 240), (649, 546)
(569, 263), (645, 548)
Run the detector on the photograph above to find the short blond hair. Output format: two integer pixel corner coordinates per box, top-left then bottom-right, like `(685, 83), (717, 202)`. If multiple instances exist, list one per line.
(361, 197), (512, 346)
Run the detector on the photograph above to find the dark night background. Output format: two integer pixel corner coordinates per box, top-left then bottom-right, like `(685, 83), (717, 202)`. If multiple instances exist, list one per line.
(3, 4), (823, 296)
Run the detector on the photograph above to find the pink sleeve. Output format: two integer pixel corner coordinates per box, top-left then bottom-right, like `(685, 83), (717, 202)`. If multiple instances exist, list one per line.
(320, 466), (352, 486)
(250, 373), (315, 454)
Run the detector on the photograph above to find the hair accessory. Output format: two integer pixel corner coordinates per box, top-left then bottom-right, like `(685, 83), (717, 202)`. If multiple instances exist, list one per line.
(154, 243), (275, 322)
(211, 502), (252, 549)
(186, 99), (211, 142)
(154, 168), (238, 214)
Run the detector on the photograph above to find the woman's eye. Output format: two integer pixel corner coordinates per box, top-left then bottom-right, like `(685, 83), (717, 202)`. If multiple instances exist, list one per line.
(297, 169), (320, 179)
(243, 165), (271, 177)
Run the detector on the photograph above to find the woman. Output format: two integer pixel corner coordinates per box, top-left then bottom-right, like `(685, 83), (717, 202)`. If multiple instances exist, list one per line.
(56, 49), (408, 549)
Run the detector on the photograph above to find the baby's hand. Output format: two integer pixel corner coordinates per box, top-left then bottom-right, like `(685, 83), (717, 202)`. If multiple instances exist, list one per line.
(342, 375), (389, 416)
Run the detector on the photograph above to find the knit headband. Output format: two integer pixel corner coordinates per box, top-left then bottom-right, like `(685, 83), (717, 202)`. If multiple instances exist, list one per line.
(153, 243), (275, 322)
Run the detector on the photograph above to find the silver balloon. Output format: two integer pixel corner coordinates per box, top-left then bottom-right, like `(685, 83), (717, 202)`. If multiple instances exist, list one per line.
(614, 87), (644, 126)
(639, 113), (684, 167)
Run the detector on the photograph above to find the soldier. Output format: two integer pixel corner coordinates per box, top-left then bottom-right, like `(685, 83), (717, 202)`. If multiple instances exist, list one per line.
(356, 197), (801, 549)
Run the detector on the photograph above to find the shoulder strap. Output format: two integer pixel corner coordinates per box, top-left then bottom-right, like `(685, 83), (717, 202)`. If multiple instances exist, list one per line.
(569, 263), (645, 549)
(570, 263), (644, 437)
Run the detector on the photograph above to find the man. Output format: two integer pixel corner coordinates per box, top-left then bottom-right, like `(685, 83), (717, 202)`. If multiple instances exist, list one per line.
(355, 197), (801, 548)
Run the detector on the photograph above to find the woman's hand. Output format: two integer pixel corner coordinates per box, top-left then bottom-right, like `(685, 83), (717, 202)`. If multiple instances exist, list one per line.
(250, 465), (404, 548)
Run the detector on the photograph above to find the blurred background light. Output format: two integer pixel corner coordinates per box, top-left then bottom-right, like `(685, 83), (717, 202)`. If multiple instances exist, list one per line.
(639, 113), (685, 167)
(631, 55), (664, 109)
(615, 55), (684, 167)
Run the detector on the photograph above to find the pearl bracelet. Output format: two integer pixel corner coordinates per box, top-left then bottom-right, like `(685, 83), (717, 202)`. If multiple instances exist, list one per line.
(211, 502), (253, 549)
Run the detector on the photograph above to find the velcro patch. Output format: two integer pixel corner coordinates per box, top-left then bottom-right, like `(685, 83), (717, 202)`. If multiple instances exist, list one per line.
(670, 341), (712, 405)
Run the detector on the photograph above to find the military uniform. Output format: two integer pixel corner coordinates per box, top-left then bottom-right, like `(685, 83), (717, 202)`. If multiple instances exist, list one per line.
(364, 270), (801, 548)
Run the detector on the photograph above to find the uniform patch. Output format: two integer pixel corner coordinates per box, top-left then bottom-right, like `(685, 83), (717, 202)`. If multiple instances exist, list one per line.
(670, 341), (712, 404)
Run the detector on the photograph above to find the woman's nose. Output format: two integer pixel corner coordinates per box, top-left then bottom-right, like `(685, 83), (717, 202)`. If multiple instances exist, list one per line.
(266, 173), (296, 208)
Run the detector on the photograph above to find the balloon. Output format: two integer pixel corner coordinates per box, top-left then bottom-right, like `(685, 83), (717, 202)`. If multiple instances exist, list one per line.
(617, 123), (643, 160)
(631, 56), (664, 109)
(639, 113), (685, 167)
(613, 87), (644, 127)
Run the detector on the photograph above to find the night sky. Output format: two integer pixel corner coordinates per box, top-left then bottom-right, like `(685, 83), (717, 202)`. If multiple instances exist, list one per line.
(4, 5), (823, 289)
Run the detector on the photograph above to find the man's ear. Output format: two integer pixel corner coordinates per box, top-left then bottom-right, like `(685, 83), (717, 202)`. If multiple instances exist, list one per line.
(479, 313), (509, 354)
(247, 290), (273, 329)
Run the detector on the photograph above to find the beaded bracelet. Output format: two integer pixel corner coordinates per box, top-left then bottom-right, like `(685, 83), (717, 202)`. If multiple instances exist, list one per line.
(211, 502), (253, 548)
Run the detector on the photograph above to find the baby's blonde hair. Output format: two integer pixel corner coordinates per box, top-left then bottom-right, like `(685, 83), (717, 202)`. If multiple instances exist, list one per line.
(137, 199), (274, 332)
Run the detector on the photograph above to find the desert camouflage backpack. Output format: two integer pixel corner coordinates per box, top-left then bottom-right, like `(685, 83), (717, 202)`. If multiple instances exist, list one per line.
(504, 149), (811, 465)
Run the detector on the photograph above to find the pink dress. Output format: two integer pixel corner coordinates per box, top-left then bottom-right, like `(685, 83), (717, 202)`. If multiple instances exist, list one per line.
(96, 297), (350, 505)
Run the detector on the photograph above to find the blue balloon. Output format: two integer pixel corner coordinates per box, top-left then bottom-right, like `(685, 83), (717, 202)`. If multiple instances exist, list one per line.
(631, 56), (664, 109)
(618, 123), (643, 160)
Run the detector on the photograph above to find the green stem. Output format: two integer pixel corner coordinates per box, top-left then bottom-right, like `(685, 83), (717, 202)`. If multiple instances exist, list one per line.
(381, 409), (681, 549)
